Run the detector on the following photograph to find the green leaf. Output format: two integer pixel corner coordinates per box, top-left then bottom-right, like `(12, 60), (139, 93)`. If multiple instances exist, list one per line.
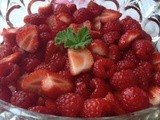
(55, 26), (92, 49)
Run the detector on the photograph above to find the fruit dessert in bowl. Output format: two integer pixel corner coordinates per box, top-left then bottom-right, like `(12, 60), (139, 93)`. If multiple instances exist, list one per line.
(0, 0), (160, 119)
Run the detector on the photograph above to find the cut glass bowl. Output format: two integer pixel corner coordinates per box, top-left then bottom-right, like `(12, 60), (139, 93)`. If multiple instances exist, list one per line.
(0, 0), (160, 119)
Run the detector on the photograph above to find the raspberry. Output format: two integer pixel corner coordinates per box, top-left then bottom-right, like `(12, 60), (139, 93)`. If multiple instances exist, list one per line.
(39, 32), (52, 47)
(121, 16), (142, 32)
(56, 93), (84, 117)
(28, 105), (53, 114)
(82, 98), (112, 117)
(0, 63), (20, 85)
(103, 31), (120, 45)
(75, 81), (90, 100)
(108, 44), (122, 61)
(102, 20), (122, 34)
(90, 78), (110, 98)
(110, 69), (137, 91)
(87, 1), (104, 16)
(0, 86), (12, 102)
(121, 87), (150, 112)
(73, 8), (93, 24)
(38, 24), (51, 33)
(38, 3), (53, 16)
(10, 91), (38, 109)
(35, 63), (57, 72)
(154, 72), (160, 86)
(45, 99), (57, 114)
(93, 58), (115, 79)
(20, 58), (41, 73)
(54, 3), (71, 15)
(0, 45), (13, 59)
(132, 39), (154, 60)
(24, 13), (46, 25)
(116, 59), (136, 71)
(67, 4), (77, 15)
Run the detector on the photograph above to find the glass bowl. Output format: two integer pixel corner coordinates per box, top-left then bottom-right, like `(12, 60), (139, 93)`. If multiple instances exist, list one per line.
(0, 0), (160, 119)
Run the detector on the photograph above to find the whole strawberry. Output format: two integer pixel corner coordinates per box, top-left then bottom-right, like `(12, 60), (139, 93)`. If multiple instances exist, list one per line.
(56, 93), (84, 117)
(121, 87), (150, 112)
(10, 91), (38, 109)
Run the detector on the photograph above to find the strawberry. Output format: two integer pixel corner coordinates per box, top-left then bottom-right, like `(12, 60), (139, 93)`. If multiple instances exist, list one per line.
(28, 105), (53, 114)
(83, 20), (92, 30)
(148, 85), (160, 105)
(10, 90), (38, 109)
(90, 30), (102, 39)
(0, 85), (12, 102)
(110, 69), (137, 91)
(90, 78), (110, 98)
(56, 12), (72, 25)
(67, 4), (77, 15)
(56, 93), (84, 117)
(93, 58), (115, 79)
(73, 8), (93, 24)
(38, 3), (53, 16)
(89, 39), (108, 56)
(41, 72), (73, 99)
(121, 16), (142, 32)
(121, 87), (150, 112)
(21, 69), (54, 94)
(68, 48), (94, 76)
(102, 20), (122, 34)
(154, 63), (160, 72)
(100, 9), (122, 23)
(92, 16), (102, 31)
(132, 39), (154, 60)
(0, 51), (21, 64)
(118, 30), (142, 50)
(82, 98), (112, 117)
(87, 1), (104, 16)
(103, 31), (120, 45)
(16, 25), (39, 53)
(45, 99), (57, 114)
(104, 92), (126, 115)
(24, 13), (46, 25)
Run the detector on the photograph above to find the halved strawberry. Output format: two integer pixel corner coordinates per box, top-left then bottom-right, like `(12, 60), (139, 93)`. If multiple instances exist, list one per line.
(56, 12), (72, 25)
(118, 30), (141, 50)
(41, 72), (73, 99)
(68, 48), (94, 76)
(89, 39), (108, 56)
(83, 20), (92, 30)
(148, 85), (160, 105)
(0, 52), (22, 64)
(100, 9), (122, 23)
(92, 16), (102, 31)
(16, 25), (39, 53)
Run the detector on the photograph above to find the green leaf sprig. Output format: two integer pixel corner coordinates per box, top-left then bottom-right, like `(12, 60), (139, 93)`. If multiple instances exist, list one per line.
(55, 27), (92, 49)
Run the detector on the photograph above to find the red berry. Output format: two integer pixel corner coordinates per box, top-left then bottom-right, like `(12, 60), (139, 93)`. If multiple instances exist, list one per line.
(67, 4), (77, 15)
(108, 44), (121, 61)
(54, 3), (71, 15)
(35, 63), (57, 72)
(110, 69), (137, 91)
(0, 86), (12, 102)
(38, 24), (51, 33)
(87, 1), (104, 16)
(93, 58), (115, 79)
(73, 8), (93, 24)
(10, 91), (38, 109)
(103, 31), (120, 45)
(28, 105), (53, 114)
(0, 45), (13, 59)
(121, 16), (142, 32)
(56, 93), (84, 117)
(24, 13), (46, 25)
(154, 72), (160, 86)
(132, 39), (154, 60)
(90, 78), (110, 98)
(121, 87), (150, 112)
(38, 3), (53, 16)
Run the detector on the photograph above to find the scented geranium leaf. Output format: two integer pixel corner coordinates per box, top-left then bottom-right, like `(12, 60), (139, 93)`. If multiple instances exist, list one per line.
(55, 26), (92, 49)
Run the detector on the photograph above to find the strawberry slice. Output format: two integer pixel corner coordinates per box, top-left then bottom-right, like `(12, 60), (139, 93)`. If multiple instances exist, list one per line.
(0, 52), (22, 64)
(100, 9), (122, 23)
(68, 48), (94, 76)
(41, 72), (73, 99)
(118, 30), (141, 50)
(56, 12), (72, 25)
(148, 85), (160, 105)
(21, 69), (53, 94)
(92, 16), (102, 31)
(16, 25), (39, 53)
